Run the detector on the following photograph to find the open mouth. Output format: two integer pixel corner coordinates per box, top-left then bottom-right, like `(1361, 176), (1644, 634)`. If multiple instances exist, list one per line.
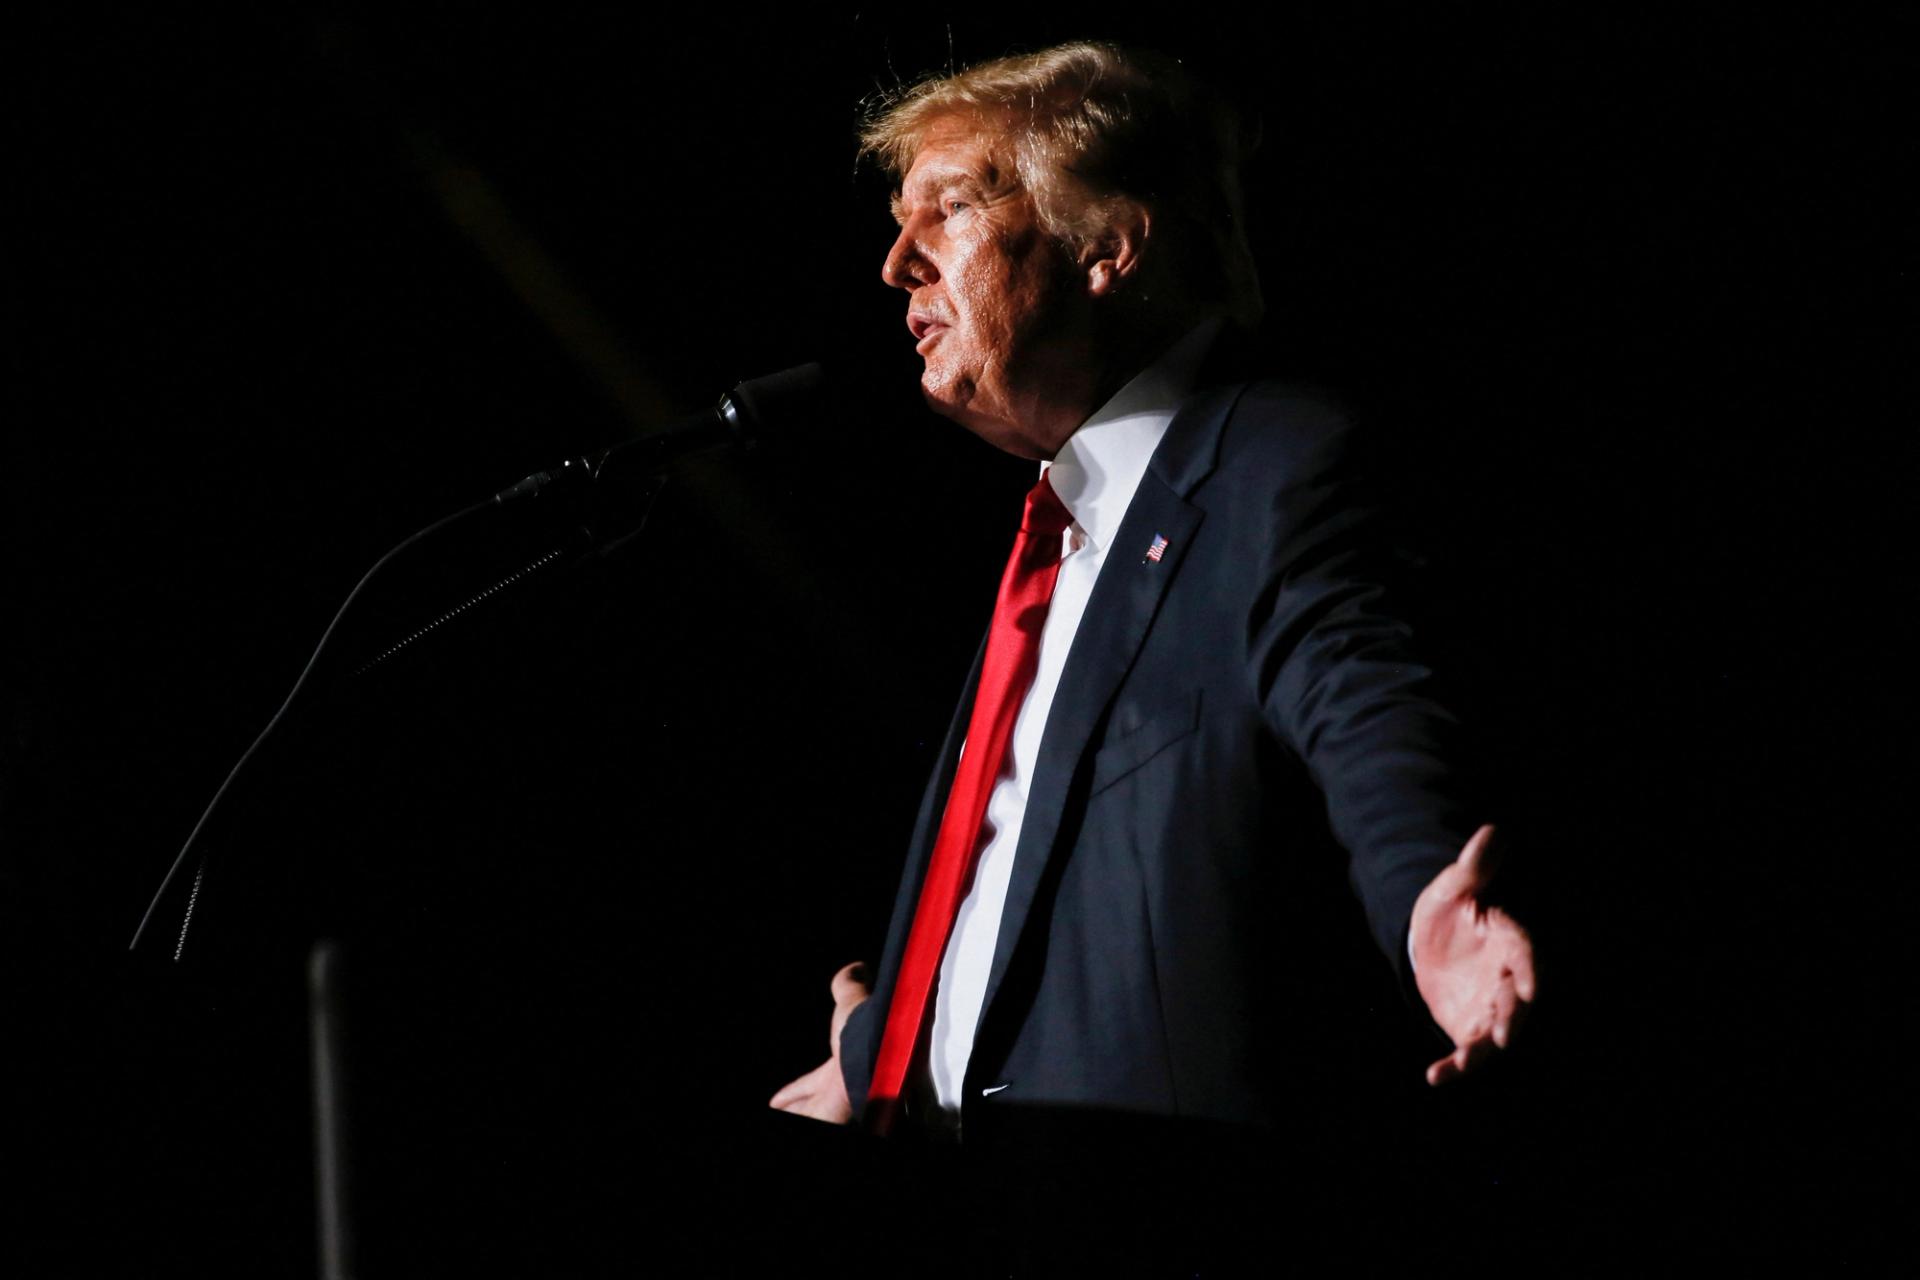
(908, 312), (951, 351)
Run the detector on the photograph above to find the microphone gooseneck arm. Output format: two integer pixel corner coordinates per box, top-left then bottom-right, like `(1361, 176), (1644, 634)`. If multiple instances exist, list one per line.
(128, 495), (498, 956)
(130, 363), (825, 959)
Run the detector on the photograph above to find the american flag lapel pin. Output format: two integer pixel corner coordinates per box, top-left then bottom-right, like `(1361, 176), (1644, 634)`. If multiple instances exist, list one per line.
(1143, 533), (1169, 564)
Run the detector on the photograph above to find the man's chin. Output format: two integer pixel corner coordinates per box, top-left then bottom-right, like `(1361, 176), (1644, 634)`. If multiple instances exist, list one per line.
(917, 364), (967, 415)
(920, 369), (1051, 460)
(932, 403), (1049, 460)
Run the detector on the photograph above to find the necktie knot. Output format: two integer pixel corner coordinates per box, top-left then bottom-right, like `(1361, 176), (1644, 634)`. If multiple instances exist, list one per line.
(1020, 471), (1073, 539)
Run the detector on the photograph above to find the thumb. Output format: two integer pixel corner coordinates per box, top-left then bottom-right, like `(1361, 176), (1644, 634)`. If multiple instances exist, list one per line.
(1457, 824), (1500, 891)
(831, 961), (873, 1006)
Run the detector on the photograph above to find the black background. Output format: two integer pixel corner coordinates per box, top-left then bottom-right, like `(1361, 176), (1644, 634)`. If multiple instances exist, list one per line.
(8, 7), (1910, 1273)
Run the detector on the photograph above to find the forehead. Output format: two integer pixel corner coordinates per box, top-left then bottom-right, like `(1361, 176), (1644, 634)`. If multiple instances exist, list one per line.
(898, 115), (1019, 198)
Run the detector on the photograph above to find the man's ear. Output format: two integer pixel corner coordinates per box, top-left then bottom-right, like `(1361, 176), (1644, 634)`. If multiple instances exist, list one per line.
(1084, 202), (1151, 300)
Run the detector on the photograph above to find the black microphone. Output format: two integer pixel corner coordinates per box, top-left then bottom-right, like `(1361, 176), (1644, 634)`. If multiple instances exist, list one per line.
(494, 362), (826, 503)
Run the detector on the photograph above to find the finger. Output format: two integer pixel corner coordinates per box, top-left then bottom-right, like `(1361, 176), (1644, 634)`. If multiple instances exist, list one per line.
(771, 1058), (832, 1108)
(769, 1079), (811, 1110)
(773, 1092), (830, 1121)
(1501, 981), (1532, 1048)
(1507, 928), (1538, 1003)
(1491, 978), (1519, 1048)
(1482, 907), (1538, 1005)
(1431, 1017), (1512, 1085)
(1426, 1044), (1469, 1086)
(1456, 824), (1499, 889)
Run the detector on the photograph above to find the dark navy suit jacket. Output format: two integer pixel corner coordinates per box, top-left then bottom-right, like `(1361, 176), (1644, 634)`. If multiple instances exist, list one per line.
(838, 372), (1475, 1134)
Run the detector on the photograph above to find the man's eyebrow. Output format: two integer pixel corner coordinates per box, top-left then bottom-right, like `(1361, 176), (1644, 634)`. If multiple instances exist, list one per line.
(893, 168), (994, 221)
(919, 166), (989, 195)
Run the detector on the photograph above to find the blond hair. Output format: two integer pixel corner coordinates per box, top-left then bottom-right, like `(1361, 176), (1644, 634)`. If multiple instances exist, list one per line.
(860, 42), (1264, 325)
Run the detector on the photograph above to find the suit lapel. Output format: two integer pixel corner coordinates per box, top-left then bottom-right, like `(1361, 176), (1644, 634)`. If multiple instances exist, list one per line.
(972, 380), (1247, 1047)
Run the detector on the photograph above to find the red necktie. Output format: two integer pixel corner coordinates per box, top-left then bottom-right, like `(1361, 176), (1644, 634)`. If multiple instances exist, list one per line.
(867, 471), (1074, 1134)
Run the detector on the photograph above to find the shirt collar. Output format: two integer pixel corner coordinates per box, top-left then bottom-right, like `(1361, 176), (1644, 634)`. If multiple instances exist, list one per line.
(1042, 317), (1223, 551)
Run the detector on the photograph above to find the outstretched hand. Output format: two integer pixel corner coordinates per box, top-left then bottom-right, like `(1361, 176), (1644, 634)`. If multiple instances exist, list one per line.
(768, 962), (871, 1123)
(1410, 825), (1536, 1086)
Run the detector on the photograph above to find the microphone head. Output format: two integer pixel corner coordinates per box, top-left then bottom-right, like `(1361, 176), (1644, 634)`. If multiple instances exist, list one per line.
(724, 362), (827, 437)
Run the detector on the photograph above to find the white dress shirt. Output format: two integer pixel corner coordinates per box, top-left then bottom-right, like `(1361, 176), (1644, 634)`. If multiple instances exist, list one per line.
(924, 321), (1222, 1115)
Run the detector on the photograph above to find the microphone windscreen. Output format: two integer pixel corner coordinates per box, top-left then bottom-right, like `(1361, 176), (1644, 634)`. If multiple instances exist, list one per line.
(729, 362), (827, 433)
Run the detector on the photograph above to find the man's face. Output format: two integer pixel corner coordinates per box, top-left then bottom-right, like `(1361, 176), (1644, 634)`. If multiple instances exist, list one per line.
(882, 116), (1093, 458)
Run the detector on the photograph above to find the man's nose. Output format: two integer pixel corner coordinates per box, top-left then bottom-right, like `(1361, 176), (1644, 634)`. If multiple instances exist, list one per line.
(881, 225), (935, 290)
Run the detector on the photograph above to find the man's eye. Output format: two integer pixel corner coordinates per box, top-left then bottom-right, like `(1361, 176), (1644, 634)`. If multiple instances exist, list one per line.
(946, 200), (970, 215)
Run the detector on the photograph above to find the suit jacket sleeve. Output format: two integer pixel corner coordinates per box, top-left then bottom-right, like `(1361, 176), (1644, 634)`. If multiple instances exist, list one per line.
(1241, 400), (1477, 984)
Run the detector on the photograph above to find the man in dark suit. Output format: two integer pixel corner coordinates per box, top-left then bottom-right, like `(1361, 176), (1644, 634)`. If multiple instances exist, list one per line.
(771, 42), (1533, 1142)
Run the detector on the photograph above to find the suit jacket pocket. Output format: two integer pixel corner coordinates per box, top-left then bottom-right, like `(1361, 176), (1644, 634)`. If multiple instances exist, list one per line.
(1089, 690), (1203, 796)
